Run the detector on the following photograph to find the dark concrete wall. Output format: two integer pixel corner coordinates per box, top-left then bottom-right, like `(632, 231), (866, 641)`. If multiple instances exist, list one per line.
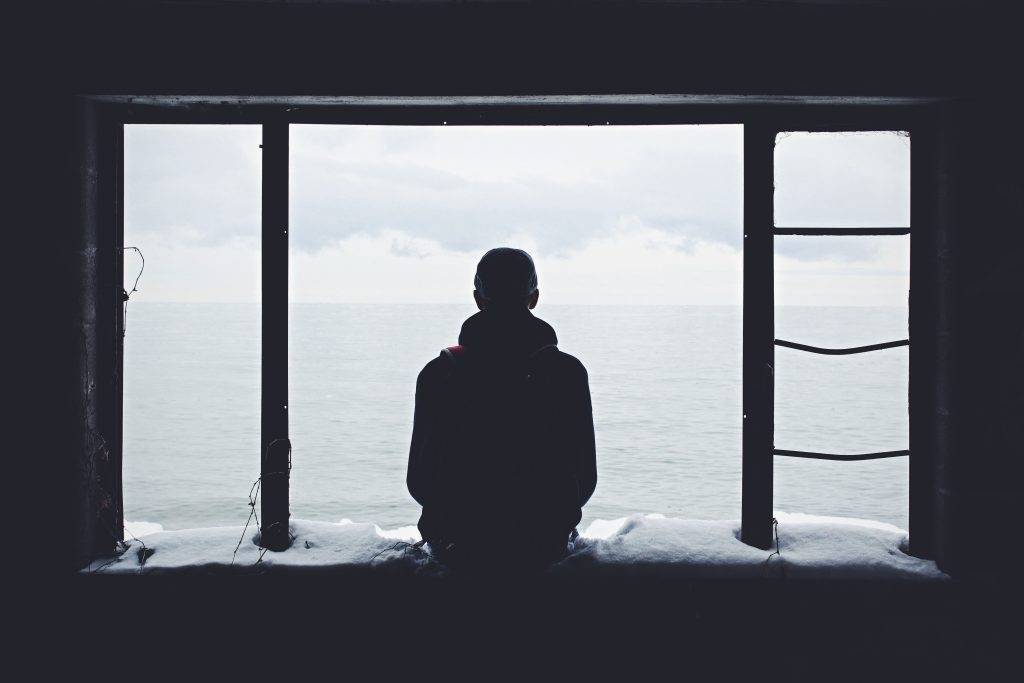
(941, 100), (1024, 582)
(11, 98), (121, 573)
(1, 3), (1019, 98)
(5, 98), (75, 579)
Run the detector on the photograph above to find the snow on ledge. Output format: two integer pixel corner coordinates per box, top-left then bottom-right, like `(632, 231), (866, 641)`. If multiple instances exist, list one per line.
(85, 513), (947, 580)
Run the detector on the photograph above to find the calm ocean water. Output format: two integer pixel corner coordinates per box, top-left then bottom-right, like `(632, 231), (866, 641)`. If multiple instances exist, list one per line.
(122, 303), (910, 532)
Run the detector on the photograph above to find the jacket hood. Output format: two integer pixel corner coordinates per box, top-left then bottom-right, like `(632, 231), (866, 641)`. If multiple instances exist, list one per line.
(457, 308), (558, 357)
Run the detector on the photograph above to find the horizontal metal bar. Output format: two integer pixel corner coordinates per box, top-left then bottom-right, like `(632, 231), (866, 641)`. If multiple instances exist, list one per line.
(774, 449), (910, 461)
(773, 227), (910, 236)
(775, 339), (909, 355)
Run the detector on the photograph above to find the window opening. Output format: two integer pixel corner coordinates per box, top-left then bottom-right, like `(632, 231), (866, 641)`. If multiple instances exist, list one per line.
(122, 124), (262, 533)
(286, 124), (745, 532)
(774, 130), (910, 229)
(743, 129), (911, 542)
(116, 114), (925, 557)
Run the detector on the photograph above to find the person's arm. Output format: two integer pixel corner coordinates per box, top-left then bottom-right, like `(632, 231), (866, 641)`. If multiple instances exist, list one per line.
(568, 360), (598, 507)
(407, 362), (440, 507)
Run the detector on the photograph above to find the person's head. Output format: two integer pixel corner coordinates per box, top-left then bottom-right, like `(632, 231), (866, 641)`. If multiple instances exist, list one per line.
(473, 247), (540, 311)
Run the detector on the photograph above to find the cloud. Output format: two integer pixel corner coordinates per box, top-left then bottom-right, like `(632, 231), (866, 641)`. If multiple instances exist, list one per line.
(125, 125), (262, 245)
(126, 123), (747, 255)
(775, 235), (910, 307)
(388, 233), (434, 259)
(773, 131), (910, 263)
(122, 125), (911, 305)
(288, 124), (744, 255)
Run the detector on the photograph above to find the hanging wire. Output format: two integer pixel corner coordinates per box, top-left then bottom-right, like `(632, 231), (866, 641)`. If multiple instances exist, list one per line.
(122, 246), (145, 338)
(369, 540), (431, 563)
(91, 505), (152, 574)
(765, 517), (782, 562)
(231, 477), (263, 566)
(763, 517), (785, 578)
(231, 438), (293, 567)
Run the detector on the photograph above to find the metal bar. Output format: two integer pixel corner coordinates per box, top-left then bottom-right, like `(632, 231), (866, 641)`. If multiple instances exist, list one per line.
(775, 339), (909, 355)
(741, 123), (775, 550)
(774, 449), (910, 461)
(261, 122), (291, 552)
(774, 227), (910, 236)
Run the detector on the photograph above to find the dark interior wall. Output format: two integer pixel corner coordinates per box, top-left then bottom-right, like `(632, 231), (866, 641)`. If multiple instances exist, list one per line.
(941, 100), (1024, 582)
(15, 99), (123, 570)
(5, 2), (1021, 580)
(2, 2), (1019, 98)
(12, 101), (80, 578)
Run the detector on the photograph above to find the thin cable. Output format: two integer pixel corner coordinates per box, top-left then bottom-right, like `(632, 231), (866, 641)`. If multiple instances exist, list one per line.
(118, 519), (153, 574)
(231, 477), (262, 565)
(765, 517), (782, 563)
(369, 540), (432, 563)
(231, 438), (293, 566)
(124, 246), (145, 295)
(91, 556), (122, 574)
(257, 438), (292, 554)
(122, 246), (145, 338)
(92, 513), (151, 573)
(763, 518), (786, 579)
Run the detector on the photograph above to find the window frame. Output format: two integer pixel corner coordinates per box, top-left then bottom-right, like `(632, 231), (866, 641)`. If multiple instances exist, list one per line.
(743, 120), (932, 553)
(97, 97), (940, 559)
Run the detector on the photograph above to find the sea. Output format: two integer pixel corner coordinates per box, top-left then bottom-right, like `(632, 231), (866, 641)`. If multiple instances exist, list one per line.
(122, 303), (910, 532)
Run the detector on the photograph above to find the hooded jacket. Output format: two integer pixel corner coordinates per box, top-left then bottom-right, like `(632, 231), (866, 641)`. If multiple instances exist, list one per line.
(407, 307), (597, 560)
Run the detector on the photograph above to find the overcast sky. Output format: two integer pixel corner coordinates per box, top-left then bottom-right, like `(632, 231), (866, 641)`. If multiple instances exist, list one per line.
(124, 124), (910, 306)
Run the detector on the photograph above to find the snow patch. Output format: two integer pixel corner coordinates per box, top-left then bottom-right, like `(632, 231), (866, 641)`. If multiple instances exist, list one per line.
(84, 514), (946, 580)
(123, 520), (164, 538)
(375, 524), (422, 541)
(581, 517), (629, 539)
(774, 511), (905, 534)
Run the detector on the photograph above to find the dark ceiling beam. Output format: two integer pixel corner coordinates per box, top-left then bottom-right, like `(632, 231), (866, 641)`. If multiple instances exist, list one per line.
(2, 3), (1019, 98)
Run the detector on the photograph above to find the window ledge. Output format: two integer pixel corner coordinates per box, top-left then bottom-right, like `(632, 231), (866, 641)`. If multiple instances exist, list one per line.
(83, 514), (946, 580)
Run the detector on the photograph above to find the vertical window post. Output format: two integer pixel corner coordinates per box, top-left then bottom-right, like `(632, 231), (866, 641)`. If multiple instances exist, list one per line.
(74, 99), (127, 560)
(261, 122), (291, 551)
(741, 123), (776, 550)
(102, 116), (126, 549)
(909, 117), (940, 560)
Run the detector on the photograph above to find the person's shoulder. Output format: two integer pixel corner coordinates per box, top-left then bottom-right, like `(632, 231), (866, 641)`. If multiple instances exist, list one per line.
(416, 353), (450, 385)
(546, 348), (589, 380)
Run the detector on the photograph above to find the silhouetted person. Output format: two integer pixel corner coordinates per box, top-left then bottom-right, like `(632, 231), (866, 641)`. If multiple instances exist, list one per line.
(407, 248), (597, 573)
